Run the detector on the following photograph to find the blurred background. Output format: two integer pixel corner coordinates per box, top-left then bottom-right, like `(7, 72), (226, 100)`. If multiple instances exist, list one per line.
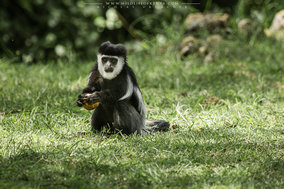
(0, 0), (282, 63)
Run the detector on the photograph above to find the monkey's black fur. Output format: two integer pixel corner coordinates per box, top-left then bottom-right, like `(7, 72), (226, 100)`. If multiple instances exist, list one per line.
(99, 42), (127, 58)
(76, 41), (170, 135)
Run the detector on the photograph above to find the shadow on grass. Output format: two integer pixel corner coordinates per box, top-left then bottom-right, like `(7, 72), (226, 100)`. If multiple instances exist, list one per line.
(0, 149), (114, 188)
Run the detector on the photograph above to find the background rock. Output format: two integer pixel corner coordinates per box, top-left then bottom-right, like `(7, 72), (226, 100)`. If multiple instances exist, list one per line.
(184, 13), (230, 33)
(238, 18), (256, 37)
(264, 10), (284, 40)
(179, 36), (201, 57)
(179, 34), (223, 63)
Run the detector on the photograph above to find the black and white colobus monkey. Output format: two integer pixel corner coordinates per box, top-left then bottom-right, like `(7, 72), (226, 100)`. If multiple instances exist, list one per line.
(76, 41), (170, 135)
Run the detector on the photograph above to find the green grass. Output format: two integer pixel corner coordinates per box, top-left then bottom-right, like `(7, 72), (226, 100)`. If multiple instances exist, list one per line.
(1, 35), (284, 188)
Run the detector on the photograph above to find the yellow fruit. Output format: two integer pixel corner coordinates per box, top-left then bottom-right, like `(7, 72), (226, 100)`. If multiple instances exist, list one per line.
(83, 102), (100, 110)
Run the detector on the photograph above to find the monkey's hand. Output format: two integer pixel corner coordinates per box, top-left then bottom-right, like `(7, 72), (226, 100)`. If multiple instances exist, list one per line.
(76, 92), (101, 107)
(76, 93), (88, 107)
(87, 92), (101, 104)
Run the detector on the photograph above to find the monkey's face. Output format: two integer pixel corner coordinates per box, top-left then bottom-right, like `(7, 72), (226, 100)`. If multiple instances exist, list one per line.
(101, 57), (118, 73)
(98, 54), (125, 80)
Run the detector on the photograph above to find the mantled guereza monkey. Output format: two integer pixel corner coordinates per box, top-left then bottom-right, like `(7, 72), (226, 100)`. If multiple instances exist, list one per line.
(76, 41), (170, 135)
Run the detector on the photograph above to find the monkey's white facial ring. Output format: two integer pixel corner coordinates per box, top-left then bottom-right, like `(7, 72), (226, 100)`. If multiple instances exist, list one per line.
(97, 54), (125, 80)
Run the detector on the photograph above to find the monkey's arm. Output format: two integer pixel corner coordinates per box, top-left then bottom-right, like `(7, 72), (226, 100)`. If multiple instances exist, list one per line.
(87, 88), (124, 104)
(77, 87), (123, 107)
(76, 63), (125, 106)
(76, 67), (102, 107)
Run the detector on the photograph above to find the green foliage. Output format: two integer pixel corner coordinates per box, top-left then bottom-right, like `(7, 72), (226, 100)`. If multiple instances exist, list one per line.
(234, 0), (284, 28)
(0, 0), (102, 62)
(0, 0), (190, 62)
(1, 0), (282, 63)
(1, 31), (284, 187)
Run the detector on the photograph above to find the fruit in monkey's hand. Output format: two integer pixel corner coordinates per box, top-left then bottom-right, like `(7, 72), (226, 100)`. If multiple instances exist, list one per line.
(83, 102), (100, 110)
(81, 94), (100, 110)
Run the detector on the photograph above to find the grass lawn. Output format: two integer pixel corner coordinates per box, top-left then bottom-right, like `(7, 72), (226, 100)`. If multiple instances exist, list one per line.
(1, 36), (284, 188)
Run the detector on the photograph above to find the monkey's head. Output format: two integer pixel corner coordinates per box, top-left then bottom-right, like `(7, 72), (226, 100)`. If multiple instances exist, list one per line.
(97, 41), (127, 80)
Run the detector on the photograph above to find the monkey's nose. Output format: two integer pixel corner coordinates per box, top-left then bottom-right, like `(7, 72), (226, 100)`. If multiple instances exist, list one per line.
(105, 67), (113, 72)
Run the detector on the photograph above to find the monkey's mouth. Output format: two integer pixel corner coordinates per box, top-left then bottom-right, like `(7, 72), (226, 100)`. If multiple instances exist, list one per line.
(104, 67), (114, 73)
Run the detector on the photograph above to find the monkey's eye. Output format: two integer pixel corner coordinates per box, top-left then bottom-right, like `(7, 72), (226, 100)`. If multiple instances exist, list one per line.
(102, 58), (108, 63)
(110, 58), (118, 64)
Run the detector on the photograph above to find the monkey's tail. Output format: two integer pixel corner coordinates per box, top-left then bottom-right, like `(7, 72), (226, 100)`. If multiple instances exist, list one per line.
(145, 120), (170, 132)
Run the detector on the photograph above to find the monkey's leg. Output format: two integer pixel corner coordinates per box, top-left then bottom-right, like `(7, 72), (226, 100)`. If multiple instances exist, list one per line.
(91, 106), (107, 132)
(113, 101), (145, 135)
